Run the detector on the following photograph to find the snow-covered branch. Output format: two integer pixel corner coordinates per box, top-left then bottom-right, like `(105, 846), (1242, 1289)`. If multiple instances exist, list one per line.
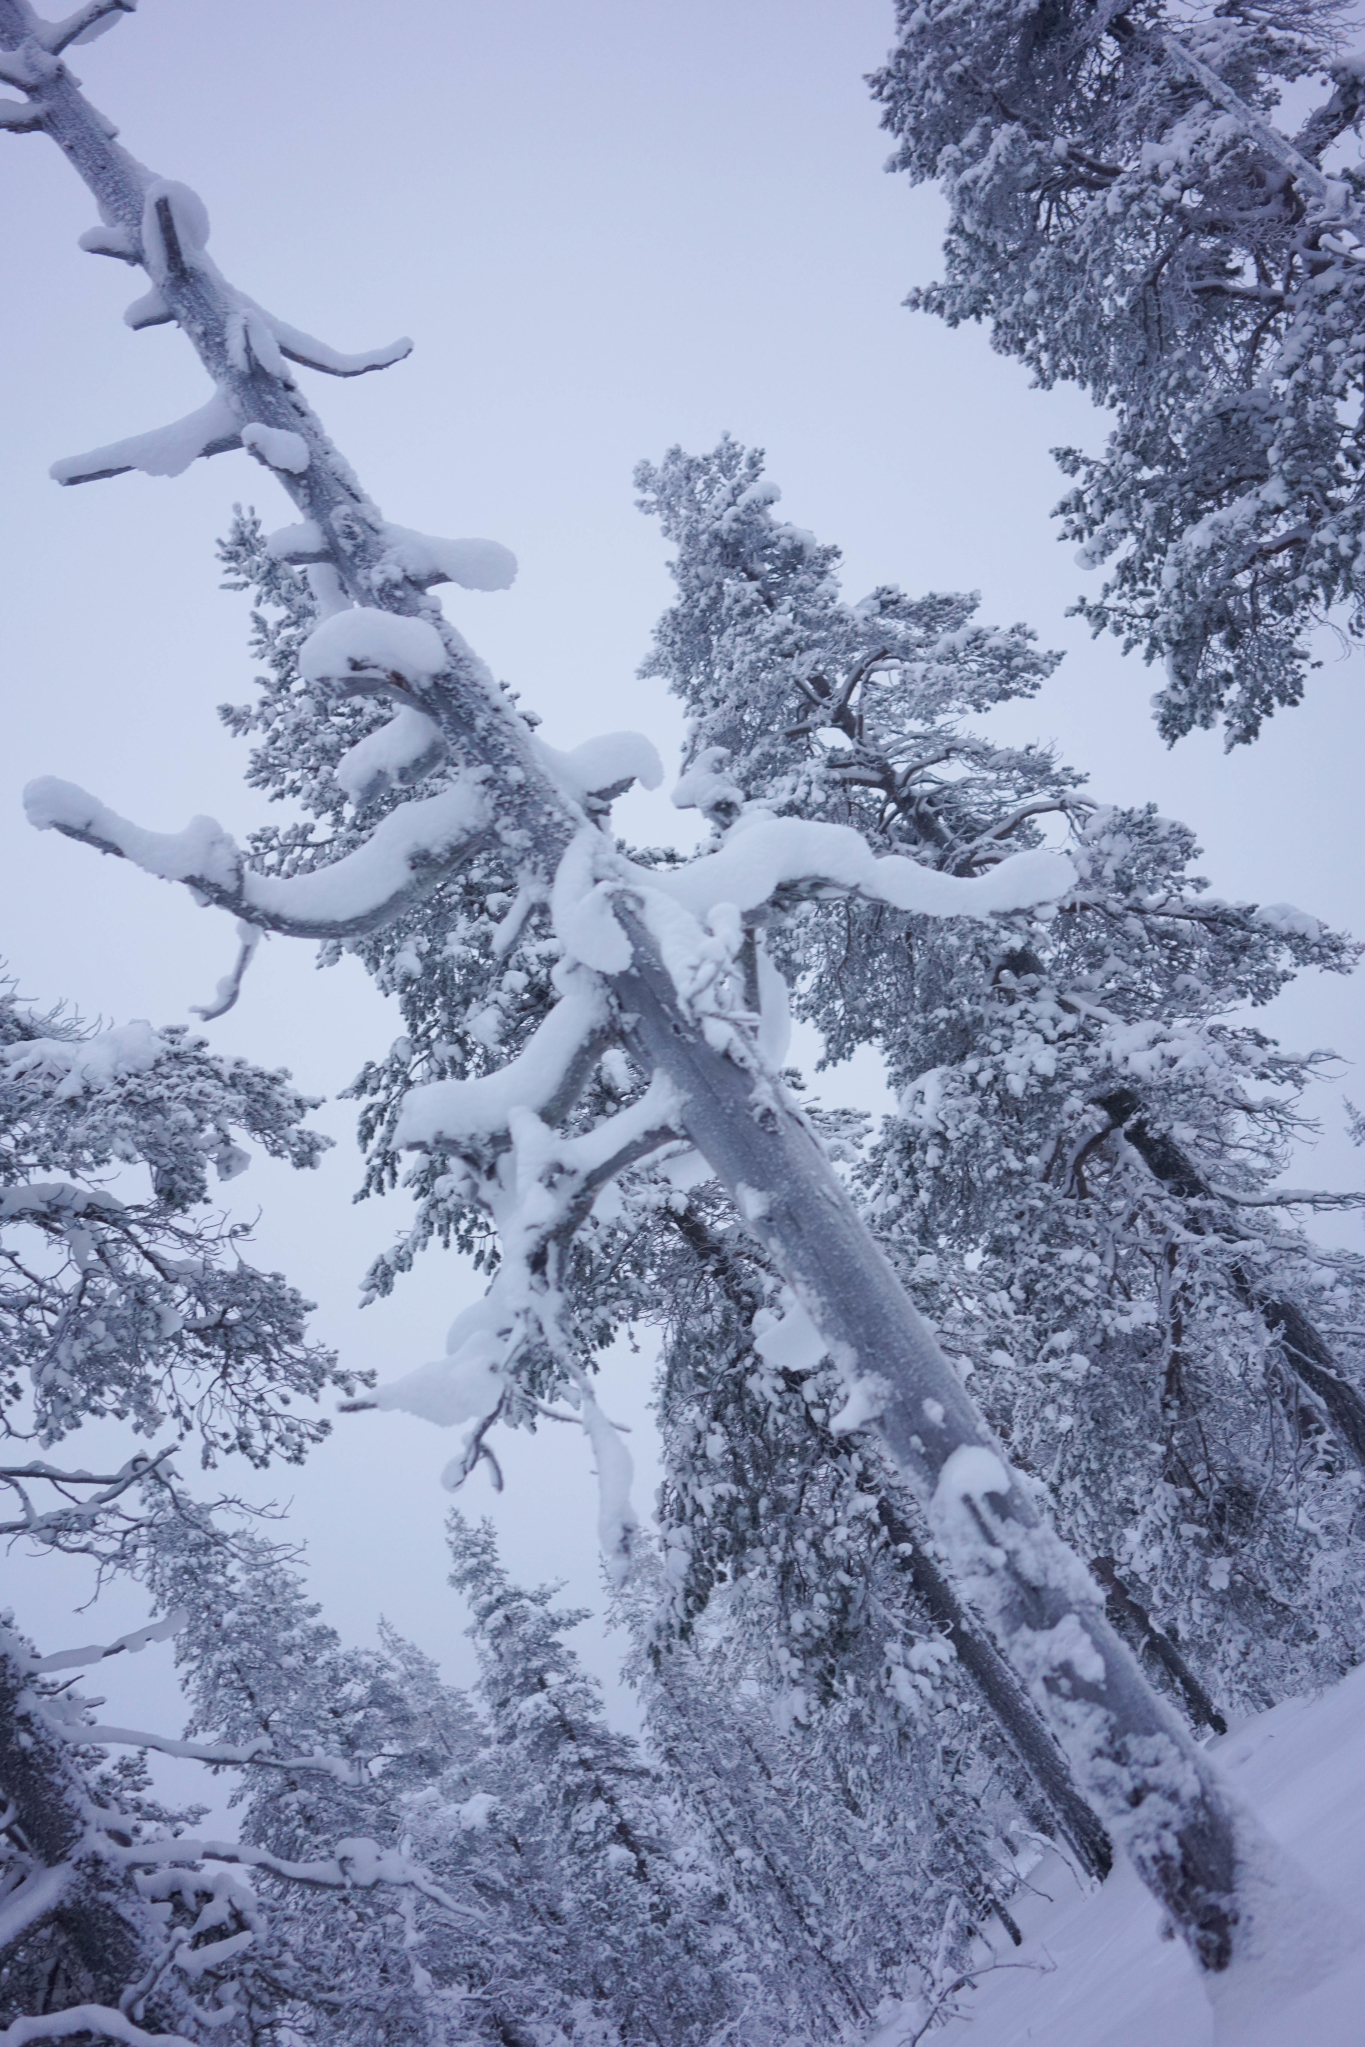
(33, 1610), (185, 1674)
(25, 773), (494, 939)
(31, 2), (138, 59)
(643, 819), (1073, 927)
(0, 2009), (194, 2047)
(80, 1722), (369, 1786)
(111, 1831), (478, 1917)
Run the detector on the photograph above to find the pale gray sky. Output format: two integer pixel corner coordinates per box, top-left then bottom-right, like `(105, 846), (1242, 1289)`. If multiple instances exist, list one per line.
(2, 0), (1362, 1766)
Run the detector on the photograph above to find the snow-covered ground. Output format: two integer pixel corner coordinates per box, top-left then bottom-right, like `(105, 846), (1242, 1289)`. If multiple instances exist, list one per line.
(884, 1662), (1365, 2046)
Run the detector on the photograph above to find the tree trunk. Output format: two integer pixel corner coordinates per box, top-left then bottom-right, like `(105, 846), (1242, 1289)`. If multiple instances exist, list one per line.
(1097, 1087), (1365, 1465)
(669, 1205), (1112, 1883)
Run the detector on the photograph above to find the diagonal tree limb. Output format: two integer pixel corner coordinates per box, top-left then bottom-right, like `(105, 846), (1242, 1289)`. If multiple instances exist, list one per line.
(1096, 1088), (1365, 1467)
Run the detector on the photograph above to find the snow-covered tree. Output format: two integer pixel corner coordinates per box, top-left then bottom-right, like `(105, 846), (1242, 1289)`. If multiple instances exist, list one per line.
(3, 0), (1349, 1985)
(872, 0), (1365, 742)
(635, 437), (1365, 1731)
(0, 978), (353, 1500)
(129, 1502), (739, 2046)
(0, 966), (389, 2038)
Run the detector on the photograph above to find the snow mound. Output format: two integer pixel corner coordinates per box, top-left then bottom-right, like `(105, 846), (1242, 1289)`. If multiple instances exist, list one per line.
(892, 1662), (1365, 2047)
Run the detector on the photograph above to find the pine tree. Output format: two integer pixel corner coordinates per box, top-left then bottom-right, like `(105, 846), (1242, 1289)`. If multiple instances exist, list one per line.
(871, 0), (1365, 742)
(635, 437), (1365, 1730)
(0, 977), (353, 1486)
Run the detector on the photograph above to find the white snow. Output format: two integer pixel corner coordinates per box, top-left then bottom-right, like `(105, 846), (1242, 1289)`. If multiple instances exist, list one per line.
(550, 829), (635, 973)
(249, 308), (412, 379)
(25, 775), (491, 931)
(755, 939), (791, 1065)
(1, 1018), (163, 1097)
(50, 391), (242, 485)
(371, 1337), (505, 1430)
(25, 777), (241, 885)
(655, 817), (1075, 923)
(893, 1661), (1365, 2047)
(392, 973), (608, 1149)
(752, 1290), (827, 1374)
(241, 421), (310, 473)
(298, 606), (450, 688)
(579, 1389), (639, 1586)
(33, 1610), (188, 1673)
(455, 1792), (497, 1831)
(1253, 901), (1323, 942)
(0, 2007), (197, 2047)
(533, 731), (664, 804)
(828, 1370), (890, 1437)
(264, 520), (327, 563)
(546, 817), (1073, 996)
(671, 745), (744, 814)
(140, 179), (212, 277)
(334, 707), (443, 802)
(240, 784), (490, 926)
(380, 523), (517, 592)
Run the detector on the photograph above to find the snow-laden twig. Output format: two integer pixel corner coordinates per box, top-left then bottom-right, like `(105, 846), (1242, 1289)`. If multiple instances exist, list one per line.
(0, 2008), (196, 2047)
(25, 774), (494, 939)
(107, 1832), (480, 1917)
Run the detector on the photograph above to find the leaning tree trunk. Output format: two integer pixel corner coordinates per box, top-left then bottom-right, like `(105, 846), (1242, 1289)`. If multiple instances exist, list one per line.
(1097, 1087), (1365, 1466)
(0, 0), (1351, 1982)
(670, 1205), (1113, 1883)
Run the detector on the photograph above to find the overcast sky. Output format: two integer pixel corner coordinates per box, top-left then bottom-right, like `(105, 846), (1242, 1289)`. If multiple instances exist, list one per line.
(3, 0), (1363, 1766)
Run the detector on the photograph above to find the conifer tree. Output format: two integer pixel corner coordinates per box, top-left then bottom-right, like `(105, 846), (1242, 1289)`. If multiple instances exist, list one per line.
(635, 437), (1365, 1728)
(871, 0), (1365, 742)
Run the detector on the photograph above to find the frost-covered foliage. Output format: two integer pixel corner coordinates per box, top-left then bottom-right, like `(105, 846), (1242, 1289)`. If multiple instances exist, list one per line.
(124, 1505), (739, 2047)
(871, 0), (1365, 742)
(637, 439), (1365, 1719)
(632, 1236), (1062, 2030)
(0, 977), (355, 1487)
(0, 970), (370, 2038)
(209, 501), (1111, 2015)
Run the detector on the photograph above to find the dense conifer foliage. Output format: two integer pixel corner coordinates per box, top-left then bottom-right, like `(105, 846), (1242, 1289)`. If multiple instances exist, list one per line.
(872, 1), (1365, 742)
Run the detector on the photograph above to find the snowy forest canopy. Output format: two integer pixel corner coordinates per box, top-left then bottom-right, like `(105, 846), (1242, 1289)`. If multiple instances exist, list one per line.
(4, 3), (1365, 2044)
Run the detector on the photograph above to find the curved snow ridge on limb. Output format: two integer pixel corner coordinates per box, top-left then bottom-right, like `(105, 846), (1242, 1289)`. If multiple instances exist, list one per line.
(268, 520), (517, 591)
(50, 390), (242, 484)
(298, 605), (451, 687)
(392, 976), (610, 1149)
(546, 819), (1075, 979)
(23, 773), (494, 938)
(0, 2008), (197, 2047)
(646, 819), (1075, 922)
